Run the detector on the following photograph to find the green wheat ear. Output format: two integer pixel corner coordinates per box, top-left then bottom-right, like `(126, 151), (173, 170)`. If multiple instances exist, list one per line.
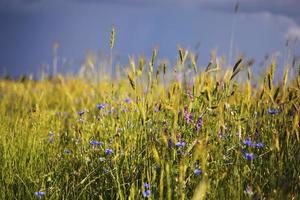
(110, 26), (115, 49)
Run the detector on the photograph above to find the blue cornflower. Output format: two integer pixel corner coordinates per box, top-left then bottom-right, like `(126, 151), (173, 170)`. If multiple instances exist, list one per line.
(194, 168), (202, 175)
(124, 98), (131, 103)
(103, 168), (110, 174)
(168, 138), (173, 148)
(254, 142), (264, 148)
(64, 149), (72, 154)
(267, 108), (280, 115)
(89, 140), (103, 146)
(144, 183), (150, 189)
(105, 148), (113, 155)
(143, 189), (151, 198)
(77, 110), (85, 116)
(176, 141), (186, 147)
(195, 117), (203, 131)
(243, 138), (252, 146)
(244, 153), (254, 161)
(96, 103), (106, 110)
(34, 191), (45, 198)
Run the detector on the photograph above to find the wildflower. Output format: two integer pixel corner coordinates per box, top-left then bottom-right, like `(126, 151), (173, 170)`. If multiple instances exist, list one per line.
(144, 183), (150, 189)
(254, 142), (264, 148)
(244, 153), (254, 161)
(124, 98), (131, 103)
(77, 110), (85, 116)
(168, 138), (173, 147)
(143, 190), (151, 198)
(184, 107), (193, 123)
(105, 148), (113, 155)
(96, 103), (106, 110)
(34, 191), (45, 198)
(195, 117), (203, 131)
(89, 140), (103, 146)
(243, 138), (252, 146)
(187, 90), (194, 102)
(176, 141), (186, 147)
(267, 108), (280, 115)
(64, 149), (72, 154)
(194, 168), (202, 175)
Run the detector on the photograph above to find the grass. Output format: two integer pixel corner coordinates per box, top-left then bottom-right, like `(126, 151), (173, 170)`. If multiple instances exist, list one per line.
(0, 42), (300, 199)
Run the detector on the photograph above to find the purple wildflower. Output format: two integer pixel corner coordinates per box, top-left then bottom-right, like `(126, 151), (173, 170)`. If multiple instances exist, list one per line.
(77, 111), (85, 116)
(194, 168), (202, 175)
(244, 153), (254, 161)
(168, 138), (173, 148)
(143, 190), (151, 198)
(89, 140), (103, 146)
(254, 142), (264, 148)
(268, 108), (280, 115)
(195, 117), (203, 131)
(124, 98), (131, 103)
(176, 141), (186, 147)
(184, 108), (193, 123)
(105, 148), (113, 155)
(144, 183), (150, 189)
(243, 138), (252, 146)
(34, 191), (45, 198)
(96, 103), (106, 110)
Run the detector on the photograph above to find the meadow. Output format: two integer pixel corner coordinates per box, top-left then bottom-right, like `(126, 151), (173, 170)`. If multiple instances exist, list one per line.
(0, 40), (300, 199)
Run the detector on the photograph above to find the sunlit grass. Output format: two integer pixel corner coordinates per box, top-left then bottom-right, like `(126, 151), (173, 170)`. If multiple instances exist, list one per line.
(0, 41), (299, 199)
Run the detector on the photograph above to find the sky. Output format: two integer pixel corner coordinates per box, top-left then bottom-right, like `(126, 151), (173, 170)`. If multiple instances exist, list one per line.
(0, 0), (300, 78)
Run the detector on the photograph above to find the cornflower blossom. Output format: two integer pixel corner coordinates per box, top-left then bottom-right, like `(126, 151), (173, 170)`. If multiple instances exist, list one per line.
(195, 117), (203, 131)
(254, 142), (264, 148)
(89, 140), (103, 146)
(143, 190), (151, 198)
(244, 153), (254, 161)
(143, 183), (151, 198)
(96, 103), (106, 110)
(77, 110), (85, 116)
(124, 98), (131, 103)
(176, 141), (186, 147)
(243, 138), (252, 146)
(105, 148), (113, 155)
(34, 191), (45, 198)
(267, 108), (280, 115)
(144, 183), (150, 189)
(194, 168), (202, 175)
